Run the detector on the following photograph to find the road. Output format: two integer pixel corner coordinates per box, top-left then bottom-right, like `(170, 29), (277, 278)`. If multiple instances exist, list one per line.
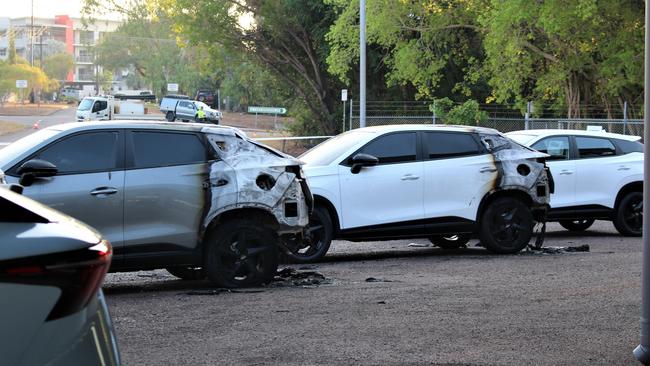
(0, 107), (76, 146)
(104, 221), (642, 366)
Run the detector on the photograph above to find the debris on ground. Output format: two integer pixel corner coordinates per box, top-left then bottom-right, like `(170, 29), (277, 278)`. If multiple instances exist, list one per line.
(271, 267), (333, 287)
(182, 289), (265, 296)
(522, 244), (590, 255)
(377, 300), (386, 304)
(407, 242), (431, 248)
(365, 277), (394, 283)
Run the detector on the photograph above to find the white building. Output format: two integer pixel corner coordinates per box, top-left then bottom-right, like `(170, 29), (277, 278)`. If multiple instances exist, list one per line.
(0, 15), (125, 91)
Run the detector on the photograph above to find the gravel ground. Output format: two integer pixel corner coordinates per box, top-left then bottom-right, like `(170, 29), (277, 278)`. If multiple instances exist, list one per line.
(104, 221), (642, 366)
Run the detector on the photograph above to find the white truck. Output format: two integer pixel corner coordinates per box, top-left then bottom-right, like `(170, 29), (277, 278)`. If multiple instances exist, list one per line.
(76, 95), (163, 122)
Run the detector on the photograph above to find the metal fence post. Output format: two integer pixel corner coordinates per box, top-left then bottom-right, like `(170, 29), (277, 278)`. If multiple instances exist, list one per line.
(524, 101), (531, 130)
(623, 100), (627, 135)
(432, 100), (436, 124)
(349, 99), (353, 130)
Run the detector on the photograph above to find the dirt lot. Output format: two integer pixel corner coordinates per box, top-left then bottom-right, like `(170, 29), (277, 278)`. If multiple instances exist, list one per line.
(104, 221), (642, 365)
(0, 120), (25, 135)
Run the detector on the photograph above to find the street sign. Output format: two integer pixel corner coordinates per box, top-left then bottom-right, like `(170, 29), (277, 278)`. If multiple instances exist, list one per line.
(16, 80), (27, 88)
(248, 106), (287, 115)
(341, 89), (348, 101)
(167, 83), (179, 92)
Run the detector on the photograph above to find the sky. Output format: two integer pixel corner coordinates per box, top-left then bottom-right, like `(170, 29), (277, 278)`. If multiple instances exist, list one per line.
(0, 0), (124, 20)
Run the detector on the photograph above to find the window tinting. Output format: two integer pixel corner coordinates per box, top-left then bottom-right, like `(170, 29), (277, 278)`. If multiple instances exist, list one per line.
(35, 131), (118, 174)
(425, 132), (480, 159)
(532, 136), (570, 160)
(615, 139), (643, 154)
(132, 132), (206, 168)
(576, 137), (616, 158)
(359, 132), (417, 164)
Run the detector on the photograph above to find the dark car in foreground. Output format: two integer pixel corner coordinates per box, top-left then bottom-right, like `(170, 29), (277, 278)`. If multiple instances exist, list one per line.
(0, 184), (120, 365)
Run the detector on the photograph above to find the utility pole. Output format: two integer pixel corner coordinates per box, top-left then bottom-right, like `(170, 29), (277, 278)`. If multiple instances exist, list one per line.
(30, 0), (34, 66)
(359, 0), (366, 128)
(633, 0), (650, 364)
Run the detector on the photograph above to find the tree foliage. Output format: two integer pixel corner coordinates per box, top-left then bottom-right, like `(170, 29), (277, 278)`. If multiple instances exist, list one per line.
(42, 53), (75, 82)
(0, 61), (57, 104)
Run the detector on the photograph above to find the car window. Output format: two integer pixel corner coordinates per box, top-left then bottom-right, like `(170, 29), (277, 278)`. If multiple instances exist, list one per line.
(425, 132), (480, 159)
(34, 131), (119, 174)
(531, 136), (570, 160)
(131, 131), (206, 168)
(615, 139), (643, 154)
(576, 137), (616, 158)
(358, 132), (417, 164)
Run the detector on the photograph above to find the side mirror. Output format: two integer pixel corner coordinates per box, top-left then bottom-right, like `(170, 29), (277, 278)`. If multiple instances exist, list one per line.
(350, 153), (379, 174)
(17, 159), (58, 187)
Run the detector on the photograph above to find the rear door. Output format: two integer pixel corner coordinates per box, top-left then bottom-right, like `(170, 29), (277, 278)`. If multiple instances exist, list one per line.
(123, 130), (211, 265)
(176, 101), (196, 119)
(422, 131), (493, 221)
(10, 130), (125, 249)
(531, 135), (575, 208)
(573, 136), (621, 208)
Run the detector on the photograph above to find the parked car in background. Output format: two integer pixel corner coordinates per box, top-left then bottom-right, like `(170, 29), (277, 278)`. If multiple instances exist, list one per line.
(195, 89), (216, 108)
(288, 125), (552, 263)
(506, 129), (643, 236)
(0, 122), (310, 287)
(0, 184), (120, 366)
(160, 96), (222, 124)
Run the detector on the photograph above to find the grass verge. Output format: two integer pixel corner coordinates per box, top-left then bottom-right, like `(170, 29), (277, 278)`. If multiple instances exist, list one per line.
(0, 120), (26, 136)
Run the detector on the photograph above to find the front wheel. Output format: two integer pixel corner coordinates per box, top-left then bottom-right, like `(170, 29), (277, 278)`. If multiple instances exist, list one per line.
(284, 205), (333, 263)
(614, 191), (642, 237)
(204, 219), (279, 288)
(559, 219), (595, 232)
(429, 235), (470, 249)
(165, 111), (175, 122)
(479, 197), (533, 254)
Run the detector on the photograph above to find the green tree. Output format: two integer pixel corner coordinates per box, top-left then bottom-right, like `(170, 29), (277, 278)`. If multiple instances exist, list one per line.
(7, 31), (17, 65)
(42, 52), (75, 81)
(0, 61), (56, 104)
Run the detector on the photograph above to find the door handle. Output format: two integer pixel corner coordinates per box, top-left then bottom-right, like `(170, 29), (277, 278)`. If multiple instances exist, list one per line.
(90, 187), (118, 196)
(479, 167), (497, 173)
(559, 170), (573, 175)
(618, 166), (631, 171)
(401, 174), (420, 181)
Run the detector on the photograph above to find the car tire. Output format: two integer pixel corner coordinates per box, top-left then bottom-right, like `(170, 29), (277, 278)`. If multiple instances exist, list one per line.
(204, 219), (279, 288)
(429, 234), (470, 249)
(559, 219), (595, 232)
(165, 111), (175, 122)
(166, 267), (206, 280)
(285, 205), (333, 263)
(613, 191), (643, 237)
(479, 197), (533, 254)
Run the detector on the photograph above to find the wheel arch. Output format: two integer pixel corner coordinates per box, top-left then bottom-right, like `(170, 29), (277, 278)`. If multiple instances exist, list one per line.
(201, 207), (279, 254)
(313, 194), (341, 234)
(615, 181), (643, 210)
(477, 189), (534, 222)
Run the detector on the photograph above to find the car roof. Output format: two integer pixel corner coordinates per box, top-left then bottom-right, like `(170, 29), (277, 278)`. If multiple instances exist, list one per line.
(48, 121), (241, 136)
(506, 129), (641, 141)
(355, 124), (500, 134)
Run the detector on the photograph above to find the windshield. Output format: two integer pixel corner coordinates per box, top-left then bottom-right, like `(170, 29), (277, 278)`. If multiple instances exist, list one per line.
(0, 129), (60, 168)
(78, 98), (94, 111)
(300, 130), (374, 166)
(505, 133), (538, 145)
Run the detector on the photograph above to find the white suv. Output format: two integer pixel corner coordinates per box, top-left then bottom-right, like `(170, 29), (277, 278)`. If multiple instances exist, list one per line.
(506, 129), (643, 236)
(287, 125), (552, 262)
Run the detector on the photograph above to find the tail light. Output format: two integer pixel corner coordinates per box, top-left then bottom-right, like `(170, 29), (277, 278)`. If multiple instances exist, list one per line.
(0, 240), (112, 321)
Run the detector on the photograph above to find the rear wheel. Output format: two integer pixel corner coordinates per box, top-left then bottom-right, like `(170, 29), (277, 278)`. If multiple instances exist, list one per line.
(166, 267), (205, 280)
(479, 197), (533, 254)
(165, 111), (175, 122)
(429, 235), (470, 249)
(559, 219), (595, 232)
(284, 205), (333, 263)
(204, 219), (278, 288)
(614, 191), (643, 236)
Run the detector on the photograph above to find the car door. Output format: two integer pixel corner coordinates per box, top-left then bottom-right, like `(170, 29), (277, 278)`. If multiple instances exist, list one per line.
(531, 136), (575, 208)
(177, 101), (195, 119)
(573, 136), (621, 208)
(338, 131), (424, 229)
(123, 130), (211, 264)
(422, 131), (494, 221)
(10, 130), (125, 250)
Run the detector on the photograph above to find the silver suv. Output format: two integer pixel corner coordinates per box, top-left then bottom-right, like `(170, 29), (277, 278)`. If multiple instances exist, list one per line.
(0, 122), (310, 287)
